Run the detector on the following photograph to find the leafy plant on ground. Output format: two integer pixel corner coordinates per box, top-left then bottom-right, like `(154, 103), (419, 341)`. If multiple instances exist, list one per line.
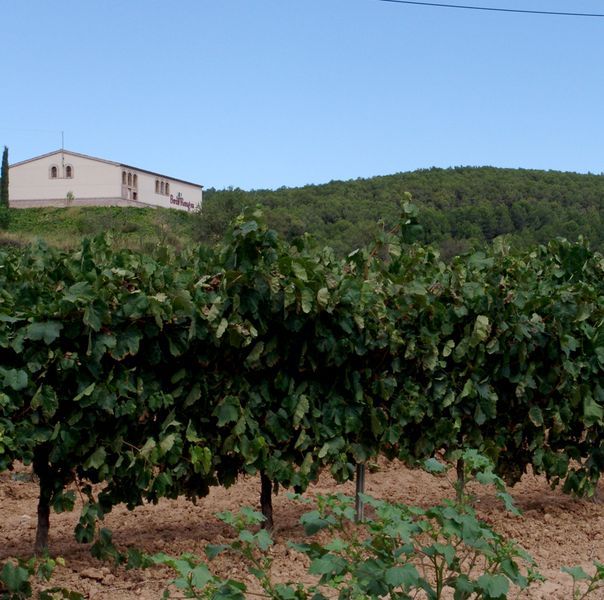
(562, 563), (604, 600)
(0, 555), (82, 600)
(292, 492), (540, 600)
(151, 459), (542, 600)
(149, 456), (604, 599)
(423, 449), (520, 512)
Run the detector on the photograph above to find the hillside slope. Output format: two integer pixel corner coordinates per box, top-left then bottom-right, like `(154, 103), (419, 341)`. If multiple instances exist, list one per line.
(0, 206), (196, 251)
(2, 167), (603, 257)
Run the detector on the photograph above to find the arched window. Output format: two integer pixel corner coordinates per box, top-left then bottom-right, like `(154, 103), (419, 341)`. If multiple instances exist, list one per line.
(122, 171), (127, 185)
(165, 182), (169, 195)
(155, 180), (160, 193)
(160, 181), (165, 195)
(128, 173), (132, 186)
(65, 165), (73, 178)
(133, 174), (138, 188)
(50, 166), (58, 179)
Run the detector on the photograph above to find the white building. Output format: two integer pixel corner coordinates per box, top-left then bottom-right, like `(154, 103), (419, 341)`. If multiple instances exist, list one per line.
(9, 149), (203, 211)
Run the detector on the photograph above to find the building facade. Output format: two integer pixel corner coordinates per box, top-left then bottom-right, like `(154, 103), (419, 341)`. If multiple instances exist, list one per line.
(9, 149), (203, 211)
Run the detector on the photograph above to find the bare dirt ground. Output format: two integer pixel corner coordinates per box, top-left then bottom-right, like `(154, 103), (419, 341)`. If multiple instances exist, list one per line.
(1, 459), (603, 599)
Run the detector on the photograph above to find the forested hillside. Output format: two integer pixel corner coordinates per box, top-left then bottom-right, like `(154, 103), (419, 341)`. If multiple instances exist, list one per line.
(195, 167), (604, 257)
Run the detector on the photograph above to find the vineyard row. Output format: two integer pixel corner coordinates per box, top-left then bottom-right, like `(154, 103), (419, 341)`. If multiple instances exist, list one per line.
(0, 206), (603, 551)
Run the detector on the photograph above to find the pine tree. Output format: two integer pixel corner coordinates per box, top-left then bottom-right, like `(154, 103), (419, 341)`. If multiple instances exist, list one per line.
(0, 146), (8, 208)
(0, 146), (9, 229)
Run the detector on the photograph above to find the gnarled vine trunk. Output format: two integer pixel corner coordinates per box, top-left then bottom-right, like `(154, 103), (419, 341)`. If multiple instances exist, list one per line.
(33, 446), (53, 554)
(260, 471), (273, 531)
(456, 457), (465, 503)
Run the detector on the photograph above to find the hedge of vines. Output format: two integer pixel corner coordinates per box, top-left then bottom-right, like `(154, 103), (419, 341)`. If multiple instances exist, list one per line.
(1, 206), (603, 552)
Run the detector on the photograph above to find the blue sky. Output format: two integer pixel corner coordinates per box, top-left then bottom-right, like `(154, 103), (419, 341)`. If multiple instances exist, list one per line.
(2, 1), (603, 189)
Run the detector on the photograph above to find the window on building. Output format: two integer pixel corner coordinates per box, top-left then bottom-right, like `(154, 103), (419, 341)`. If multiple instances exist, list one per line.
(133, 174), (138, 188)
(65, 165), (73, 178)
(155, 180), (160, 193)
(128, 173), (132, 186)
(165, 183), (169, 195)
(50, 166), (58, 179)
(122, 171), (127, 185)
(160, 181), (165, 195)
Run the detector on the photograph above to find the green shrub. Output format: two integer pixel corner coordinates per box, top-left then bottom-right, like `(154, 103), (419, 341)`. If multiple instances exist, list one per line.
(0, 556), (82, 600)
(0, 207), (10, 230)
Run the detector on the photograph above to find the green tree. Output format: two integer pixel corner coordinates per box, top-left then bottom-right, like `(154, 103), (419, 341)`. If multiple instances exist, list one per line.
(0, 146), (8, 208)
(0, 145), (9, 229)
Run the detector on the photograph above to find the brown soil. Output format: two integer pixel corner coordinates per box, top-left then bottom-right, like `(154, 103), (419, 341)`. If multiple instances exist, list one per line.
(1, 459), (603, 599)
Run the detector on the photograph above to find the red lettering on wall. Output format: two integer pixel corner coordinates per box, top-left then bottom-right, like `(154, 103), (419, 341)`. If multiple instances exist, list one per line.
(169, 192), (196, 211)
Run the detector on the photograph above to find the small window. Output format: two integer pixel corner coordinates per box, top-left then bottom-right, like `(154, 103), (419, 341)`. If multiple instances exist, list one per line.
(122, 171), (127, 184)
(128, 173), (132, 186)
(133, 191), (138, 200)
(65, 165), (73, 178)
(165, 182), (169, 195)
(133, 174), (138, 188)
(155, 180), (160, 193)
(50, 166), (58, 179)
(160, 181), (165, 195)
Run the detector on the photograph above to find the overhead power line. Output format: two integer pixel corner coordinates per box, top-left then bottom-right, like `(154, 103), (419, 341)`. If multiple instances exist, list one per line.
(377, 0), (604, 18)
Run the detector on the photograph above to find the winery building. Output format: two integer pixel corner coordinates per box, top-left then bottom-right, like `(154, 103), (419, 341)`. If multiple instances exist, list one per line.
(9, 149), (203, 211)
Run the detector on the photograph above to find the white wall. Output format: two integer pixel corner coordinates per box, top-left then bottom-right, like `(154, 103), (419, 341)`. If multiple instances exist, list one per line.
(10, 151), (202, 211)
(10, 152), (121, 204)
(135, 171), (202, 211)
